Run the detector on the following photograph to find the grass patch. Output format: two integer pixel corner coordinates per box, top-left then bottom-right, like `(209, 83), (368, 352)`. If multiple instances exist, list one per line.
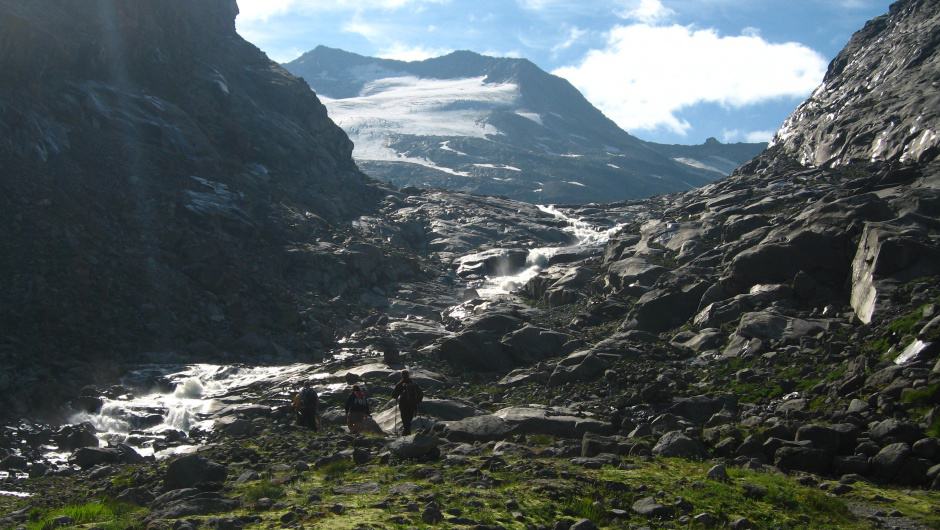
(848, 480), (940, 528)
(927, 416), (940, 438)
(597, 458), (862, 529)
(318, 459), (356, 480)
(561, 496), (608, 522)
(244, 479), (286, 503)
(901, 383), (940, 406)
(887, 306), (927, 337)
(526, 434), (555, 446)
(27, 501), (143, 530)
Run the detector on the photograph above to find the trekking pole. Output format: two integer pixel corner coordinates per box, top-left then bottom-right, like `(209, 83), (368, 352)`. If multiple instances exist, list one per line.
(395, 398), (401, 436)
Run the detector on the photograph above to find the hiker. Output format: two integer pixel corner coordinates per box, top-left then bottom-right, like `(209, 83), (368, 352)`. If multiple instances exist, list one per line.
(391, 370), (424, 435)
(292, 381), (319, 431)
(344, 385), (371, 434)
(381, 336), (401, 365)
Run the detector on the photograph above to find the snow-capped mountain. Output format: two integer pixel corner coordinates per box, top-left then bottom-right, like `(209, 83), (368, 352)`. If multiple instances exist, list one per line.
(285, 47), (765, 203)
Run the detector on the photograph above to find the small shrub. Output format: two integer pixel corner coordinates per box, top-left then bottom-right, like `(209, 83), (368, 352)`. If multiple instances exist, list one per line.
(244, 480), (285, 503)
(318, 458), (355, 480)
(901, 383), (940, 405)
(561, 496), (606, 523)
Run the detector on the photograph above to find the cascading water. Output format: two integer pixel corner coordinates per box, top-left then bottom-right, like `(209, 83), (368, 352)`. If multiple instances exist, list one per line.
(472, 204), (624, 298)
(66, 363), (320, 459)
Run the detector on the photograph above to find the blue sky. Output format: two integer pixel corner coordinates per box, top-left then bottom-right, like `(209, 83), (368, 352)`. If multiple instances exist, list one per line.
(236, 0), (893, 145)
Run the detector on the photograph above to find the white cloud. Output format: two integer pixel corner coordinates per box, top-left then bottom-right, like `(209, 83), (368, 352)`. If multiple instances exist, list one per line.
(722, 129), (775, 143)
(237, 0), (449, 23)
(621, 0), (675, 23)
(554, 24), (826, 135)
(377, 43), (453, 61)
(552, 27), (588, 53)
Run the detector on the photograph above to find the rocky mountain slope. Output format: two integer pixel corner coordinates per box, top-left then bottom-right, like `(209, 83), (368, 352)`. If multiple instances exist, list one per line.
(775, 0), (940, 167)
(0, 0), (414, 415)
(284, 47), (765, 204)
(2, 0), (940, 528)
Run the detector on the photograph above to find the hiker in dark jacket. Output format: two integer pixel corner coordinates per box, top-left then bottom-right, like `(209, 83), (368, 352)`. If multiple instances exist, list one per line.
(344, 385), (370, 434)
(391, 370), (423, 435)
(292, 381), (319, 430)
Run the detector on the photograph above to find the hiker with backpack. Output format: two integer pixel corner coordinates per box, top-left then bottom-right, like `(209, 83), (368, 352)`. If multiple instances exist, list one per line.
(391, 370), (423, 435)
(292, 381), (319, 431)
(344, 385), (371, 434)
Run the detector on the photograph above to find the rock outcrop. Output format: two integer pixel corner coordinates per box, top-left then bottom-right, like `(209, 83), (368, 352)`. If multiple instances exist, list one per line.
(775, 0), (940, 167)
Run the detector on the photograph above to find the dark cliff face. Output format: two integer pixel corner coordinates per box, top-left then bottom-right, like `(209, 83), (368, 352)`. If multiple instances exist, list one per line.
(773, 0), (940, 168)
(0, 0), (394, 414)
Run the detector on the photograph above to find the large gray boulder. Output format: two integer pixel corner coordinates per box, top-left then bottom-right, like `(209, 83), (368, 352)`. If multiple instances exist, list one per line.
(623, 281), (710, 333)
(442, 415), (514, 443)
(373, 398), (482, 434)
(437, 330), (512, 372)
(774, 446), (831, 474)
(606, 258), (666, 289)
(850, 223), (940, 324)
(549, 352), (607, 385)
(494, 407), (609, 438)
(735, 311), (830, 343)
(795, 424), (843, 454)
(72, 447), (121, 469)
(501, 325), (572, 364)
(668, 395), (736, 424)
(870, 443), (912, 483)
(870, 419), (923, 445)
(164, 455), (227, 490)
(651, 431), (706, 459)
(388, 433), (440, 459)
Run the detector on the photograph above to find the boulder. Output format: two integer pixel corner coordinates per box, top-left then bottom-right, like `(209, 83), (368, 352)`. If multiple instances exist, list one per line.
(72, 447), (121, 469)
(388, 434), (440, 459)
(493, 407), (609, 438)
(870, 443), (911, 483)
(437, 330), (512, 372)
(795, 424), (842, 454)
(373, 398), (481, 434)
(115, 486), (155, 506)
(774, 446), (831, 474)
(606, 258), (666, 289)
(54, 424), (100, 451)
(581, 434), (633, 457)
(150, 492), (239, 519)
(456, 249), (529, 278)
(850, 223), (940, 324)
(623, 282), (710, 333)
(501, 325), (572, 364)
(549, 353), (607, 385)
(668, 395), (737, 424)
(735, 311), (830, 343)
(912, 438), (940, 461)
(870, 419), (923, 445)
(442, 415), (514, 443)
(632, 497), (673, 518)
(0, 454), (28, 471)
(164, 455), (227, 490)
(652, 431), (706, 459)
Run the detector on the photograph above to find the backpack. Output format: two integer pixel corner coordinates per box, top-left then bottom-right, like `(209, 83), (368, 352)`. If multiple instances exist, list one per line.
(351, 393), (369, 413)
(300, 388), (318, 408)
(401, 381), (423, 405)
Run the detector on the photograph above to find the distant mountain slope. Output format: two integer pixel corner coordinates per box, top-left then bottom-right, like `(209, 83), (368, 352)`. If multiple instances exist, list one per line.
(285, 47), (765, 203)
